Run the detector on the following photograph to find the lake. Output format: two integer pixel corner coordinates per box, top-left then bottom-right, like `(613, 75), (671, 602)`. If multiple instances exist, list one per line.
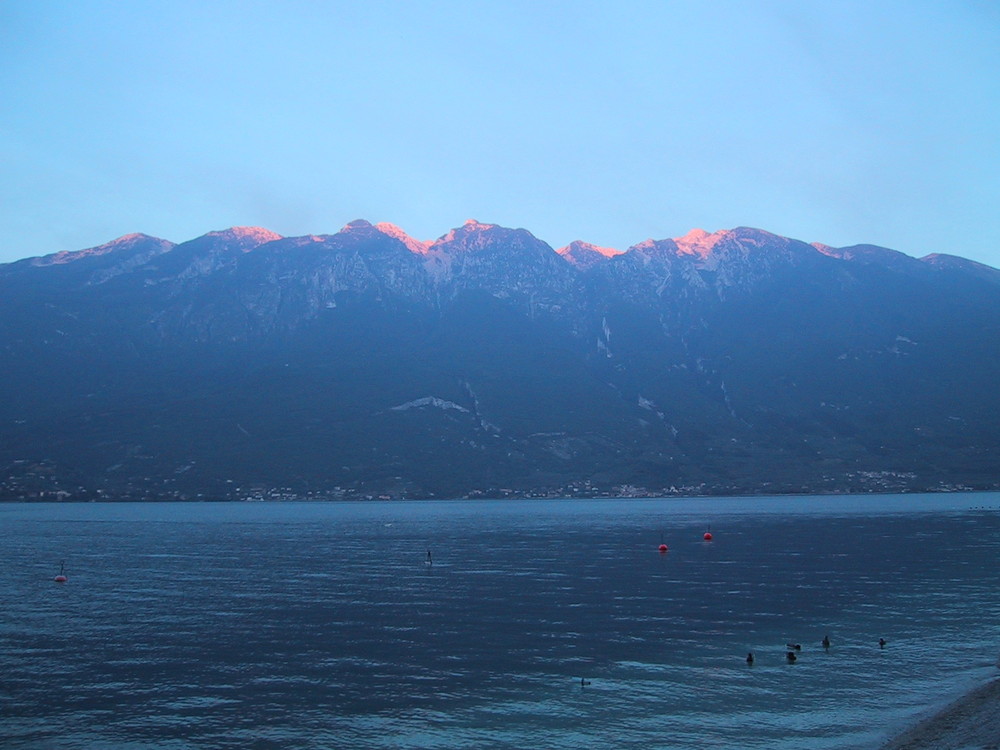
(2, 494), (999, 749)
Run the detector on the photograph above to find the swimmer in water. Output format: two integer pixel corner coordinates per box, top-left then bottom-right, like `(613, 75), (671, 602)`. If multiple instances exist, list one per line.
(746, 652), (754, 665)
(786, 651), (797, 663)
(426, 549), (432, 565)
(580, 677), (591, 686)
(879, 638), (886, 648)
(822, 635), (831, 649)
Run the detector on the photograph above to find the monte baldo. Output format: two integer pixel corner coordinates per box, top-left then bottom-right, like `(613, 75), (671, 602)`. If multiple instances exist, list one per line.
(1, 219), (998, 501)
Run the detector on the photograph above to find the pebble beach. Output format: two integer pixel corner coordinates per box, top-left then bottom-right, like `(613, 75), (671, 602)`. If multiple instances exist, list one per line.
(881, 678), (1000, 750)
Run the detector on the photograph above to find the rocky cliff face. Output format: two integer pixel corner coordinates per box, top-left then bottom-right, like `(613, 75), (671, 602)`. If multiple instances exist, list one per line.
(1, 220), (998, 500)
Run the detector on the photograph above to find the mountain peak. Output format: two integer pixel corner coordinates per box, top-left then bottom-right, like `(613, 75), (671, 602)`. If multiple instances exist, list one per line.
(341, 219), (374, 232)
(678, 228), (711, 242)
(114, 232), (162, 244)
(432, 219), (509, 248)
(463, 218), (495, 229)
(29, 232), (175, 267)
(204, 226), (282, 249)
(557, 240), (623, 269)
(672, 227), (792, 258)
(673, 228), (725, 258)
(374, 222), (431, 254)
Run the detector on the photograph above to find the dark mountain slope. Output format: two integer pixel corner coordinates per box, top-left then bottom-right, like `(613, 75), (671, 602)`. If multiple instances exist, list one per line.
(1, 220), (997, 500)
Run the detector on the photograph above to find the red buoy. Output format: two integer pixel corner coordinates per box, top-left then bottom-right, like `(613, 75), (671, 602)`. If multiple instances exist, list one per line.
(658, 543), (668, 552)
(54, 562), (67, 582)
(54, 575), (67, 583)
(703, 532), (713, 541)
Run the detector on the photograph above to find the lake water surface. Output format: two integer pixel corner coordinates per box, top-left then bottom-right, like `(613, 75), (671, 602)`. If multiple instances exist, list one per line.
(2, 494), (999, 749)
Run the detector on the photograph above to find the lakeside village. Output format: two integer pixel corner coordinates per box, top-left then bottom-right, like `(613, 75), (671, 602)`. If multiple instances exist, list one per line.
(0, 459), (986, 502)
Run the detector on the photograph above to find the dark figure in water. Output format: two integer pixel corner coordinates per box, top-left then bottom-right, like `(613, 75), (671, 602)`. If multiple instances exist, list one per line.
(580, 677), (591, 686)
(879, 638), (886, 648)
(746, 652), (754, 665)
(786, 651), (797, 663)
(426, 550), (432, 565)
(822, 635), (831, 649)
(786, 643), (801, 651)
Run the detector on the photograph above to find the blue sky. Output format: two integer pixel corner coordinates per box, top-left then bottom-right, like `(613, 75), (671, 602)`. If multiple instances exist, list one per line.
(2, 0), (998, 266)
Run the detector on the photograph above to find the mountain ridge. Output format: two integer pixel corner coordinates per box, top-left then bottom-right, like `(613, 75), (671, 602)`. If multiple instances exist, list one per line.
(1, 219), (997, 501)
(9, 220), (998, 279)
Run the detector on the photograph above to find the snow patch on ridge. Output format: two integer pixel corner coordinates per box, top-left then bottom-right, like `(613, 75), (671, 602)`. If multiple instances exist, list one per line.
(638, 395), (665, 421)
(390, 397), (470, 413)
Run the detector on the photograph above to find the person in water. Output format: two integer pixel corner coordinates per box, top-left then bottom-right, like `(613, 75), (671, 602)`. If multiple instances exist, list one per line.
(786, 651), (797, 663)
(426, 549), (432, 565)
(823, 635), (831, 649)
(879, 638), (886, 648)
(746, 652), (754, 665)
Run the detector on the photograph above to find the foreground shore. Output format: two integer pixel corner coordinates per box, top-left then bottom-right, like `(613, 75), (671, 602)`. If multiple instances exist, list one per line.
(881, 678), (1000, 749)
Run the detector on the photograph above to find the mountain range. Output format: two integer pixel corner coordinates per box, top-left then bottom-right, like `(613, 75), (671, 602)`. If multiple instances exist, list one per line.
(2, 219), (998, 501)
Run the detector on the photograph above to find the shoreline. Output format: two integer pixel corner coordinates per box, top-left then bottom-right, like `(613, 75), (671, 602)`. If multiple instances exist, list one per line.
(881, 677), (1000, 750)
(2, 488), (1000, 504)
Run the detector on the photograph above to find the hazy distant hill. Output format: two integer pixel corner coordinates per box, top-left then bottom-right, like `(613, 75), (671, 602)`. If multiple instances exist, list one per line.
(1, 219), (998, 500)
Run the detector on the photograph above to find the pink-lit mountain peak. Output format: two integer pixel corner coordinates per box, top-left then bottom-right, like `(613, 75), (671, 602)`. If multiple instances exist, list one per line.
(208, 226), (281, 241)
(113, 232), (163, 245)
(665, 227), (810, 265)
(563, 240), (622, 258)
(337, 219), (432, 255)
(462, 218), (496, 230)
(430, 219), (511, 249)
(374, 222), (431, 254)
(673, 228), (725, 258)
(31, 232), (175, 267)
(203, 226), (283, 252)
(672, 227), (773, 255)
(426, 220), (558, 267)
(432, 219), (499, 244)
(557, 240), (623, 269)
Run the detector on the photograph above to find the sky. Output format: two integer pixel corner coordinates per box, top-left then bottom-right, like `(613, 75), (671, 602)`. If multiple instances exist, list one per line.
(2, 0), (999, 267)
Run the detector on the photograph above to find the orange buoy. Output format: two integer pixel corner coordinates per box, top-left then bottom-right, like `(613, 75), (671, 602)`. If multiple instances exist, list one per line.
(54, 575), (67, 583)
(54, 561), (67, 583)
(658, 543), (668, 552)
(703, 532), (713, 541)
